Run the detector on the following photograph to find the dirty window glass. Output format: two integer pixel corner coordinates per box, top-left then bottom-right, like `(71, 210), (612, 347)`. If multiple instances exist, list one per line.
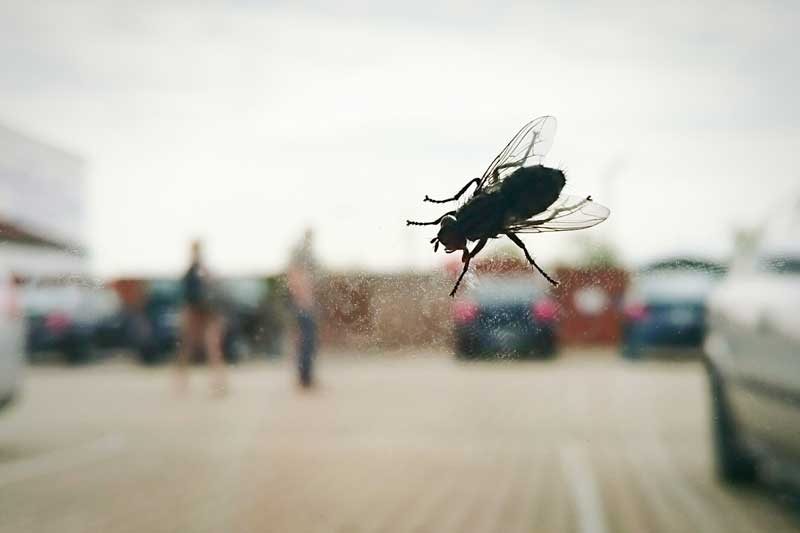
(1, 3), (799, 533)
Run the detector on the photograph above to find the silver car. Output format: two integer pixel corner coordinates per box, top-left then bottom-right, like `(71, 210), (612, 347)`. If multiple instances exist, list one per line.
(704, 197), (800, 484)
(0, 267), (25, 411)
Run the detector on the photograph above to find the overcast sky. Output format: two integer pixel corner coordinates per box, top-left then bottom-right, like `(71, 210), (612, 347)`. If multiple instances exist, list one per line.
(1, 0), (797, 276)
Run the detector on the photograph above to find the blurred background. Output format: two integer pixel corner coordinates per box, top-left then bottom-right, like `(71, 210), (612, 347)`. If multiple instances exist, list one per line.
(0, 1), (799, 532)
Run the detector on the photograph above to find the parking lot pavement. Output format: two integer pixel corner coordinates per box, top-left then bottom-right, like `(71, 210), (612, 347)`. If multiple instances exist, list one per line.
(0, 350), (798, 533)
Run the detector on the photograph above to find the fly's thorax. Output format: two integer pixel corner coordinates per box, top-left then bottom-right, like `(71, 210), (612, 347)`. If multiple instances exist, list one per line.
(452, 190), (509, 241)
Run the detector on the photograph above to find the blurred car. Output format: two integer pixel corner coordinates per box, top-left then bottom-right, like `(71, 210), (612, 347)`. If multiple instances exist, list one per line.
(130, 278), (250, 365)
(93, 288), (135, 349)
(0, 268), (24, 411)
(93, 307), (134, 349)
(21, 283), (121, 365)
(704, 199), (800, 486)
(621, 258), (724, 359)
(217, 277), (270, 353)
(453, 276), (558, 359)
(129, 279), (182, 364)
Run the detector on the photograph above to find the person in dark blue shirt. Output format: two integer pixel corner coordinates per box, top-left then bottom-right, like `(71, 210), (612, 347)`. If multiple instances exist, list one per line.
(175, 240), (227, 395)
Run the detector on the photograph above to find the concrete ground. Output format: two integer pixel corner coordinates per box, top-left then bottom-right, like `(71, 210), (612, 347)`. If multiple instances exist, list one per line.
(0, 349), (798, 533)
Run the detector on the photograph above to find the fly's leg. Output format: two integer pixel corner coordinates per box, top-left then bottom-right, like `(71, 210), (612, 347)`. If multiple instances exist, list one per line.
(468, 238), (488, 261)
(449, 238), (488, 297)
(450, 253), (472, 297)
(424, 178), (481, 204)
(505, 232), (559, 287)
(406, 211), (457, 227)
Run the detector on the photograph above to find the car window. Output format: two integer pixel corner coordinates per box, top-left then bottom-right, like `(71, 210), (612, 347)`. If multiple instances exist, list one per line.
(20, 285), (83, 314)
(636, 271), (719, 301)
(219, 279), (268, 307)
(466, 277), (544, 303)
(757, 197), (800, 274)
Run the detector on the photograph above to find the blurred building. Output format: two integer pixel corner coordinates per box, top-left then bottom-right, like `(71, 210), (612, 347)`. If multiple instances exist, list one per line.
(316, 272), (453, 350)
(0, 122), (87, 279)
(555, 266), (628, 345)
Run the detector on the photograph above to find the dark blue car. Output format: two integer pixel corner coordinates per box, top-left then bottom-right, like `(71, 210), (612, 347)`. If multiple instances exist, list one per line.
(621, 259), (724, 359)
(453, 276), (558, 359)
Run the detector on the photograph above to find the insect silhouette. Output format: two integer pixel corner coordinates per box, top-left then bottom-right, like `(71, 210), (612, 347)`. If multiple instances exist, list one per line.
(406, 116), (610, 297)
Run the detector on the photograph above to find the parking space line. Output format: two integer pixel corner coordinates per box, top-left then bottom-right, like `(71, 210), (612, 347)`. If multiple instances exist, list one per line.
(560, 441), (608, 533)
(0, 434), (125, 488)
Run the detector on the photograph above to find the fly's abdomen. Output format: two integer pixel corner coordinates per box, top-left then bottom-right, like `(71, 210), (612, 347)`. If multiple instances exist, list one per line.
(502, 166), (566, 221)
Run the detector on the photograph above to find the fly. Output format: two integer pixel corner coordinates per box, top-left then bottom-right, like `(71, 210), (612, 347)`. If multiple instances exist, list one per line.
(406, 116), (610, 296)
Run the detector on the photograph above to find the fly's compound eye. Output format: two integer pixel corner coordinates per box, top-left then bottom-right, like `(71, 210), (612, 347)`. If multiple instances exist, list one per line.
(440, 215), (457, 227)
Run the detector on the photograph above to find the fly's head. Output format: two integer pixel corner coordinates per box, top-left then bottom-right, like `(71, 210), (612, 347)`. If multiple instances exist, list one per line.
(432, 215), (466, 253)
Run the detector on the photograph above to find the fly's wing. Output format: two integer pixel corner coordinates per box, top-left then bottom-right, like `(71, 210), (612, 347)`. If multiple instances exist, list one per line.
(508, 195), (610, 233)
(478, 116), (557, 189)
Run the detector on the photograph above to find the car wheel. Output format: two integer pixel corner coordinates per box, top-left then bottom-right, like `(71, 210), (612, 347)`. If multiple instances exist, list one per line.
(224, 334), (248, 365)
(621, 328), (644, 360)
(455, 336), (477, 360)
(139, 345), (158, 365)
(535, 332), (557, 359)
(707, 364), (758, 484)
(455, 349), (472, 360)
(64, 334), (93, 365)
(621, 339), (643, 360)
(0, 391), (16, 411)
(139, 343), (171, 365)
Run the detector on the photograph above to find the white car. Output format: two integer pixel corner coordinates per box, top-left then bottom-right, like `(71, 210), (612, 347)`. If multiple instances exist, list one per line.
(704, 196), (800, 484)
(0, 267), (25, 411)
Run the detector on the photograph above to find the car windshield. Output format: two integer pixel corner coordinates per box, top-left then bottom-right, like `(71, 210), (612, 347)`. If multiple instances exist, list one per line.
(636, 270), (719, 302)
(148, 280), (182, 301)
(21, 285), (85, 315)
(219, 278), (268, 307)
(467, 277), (544, 303)
(758, 199), (800, 274)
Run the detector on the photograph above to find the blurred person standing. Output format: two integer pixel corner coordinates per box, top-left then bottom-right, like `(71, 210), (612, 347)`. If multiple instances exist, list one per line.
(287, 228), (318, 388)
(175, 240), (228, 395)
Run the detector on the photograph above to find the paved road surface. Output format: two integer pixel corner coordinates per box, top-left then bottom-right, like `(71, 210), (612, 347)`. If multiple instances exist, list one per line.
(0, 351), (798, 533)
